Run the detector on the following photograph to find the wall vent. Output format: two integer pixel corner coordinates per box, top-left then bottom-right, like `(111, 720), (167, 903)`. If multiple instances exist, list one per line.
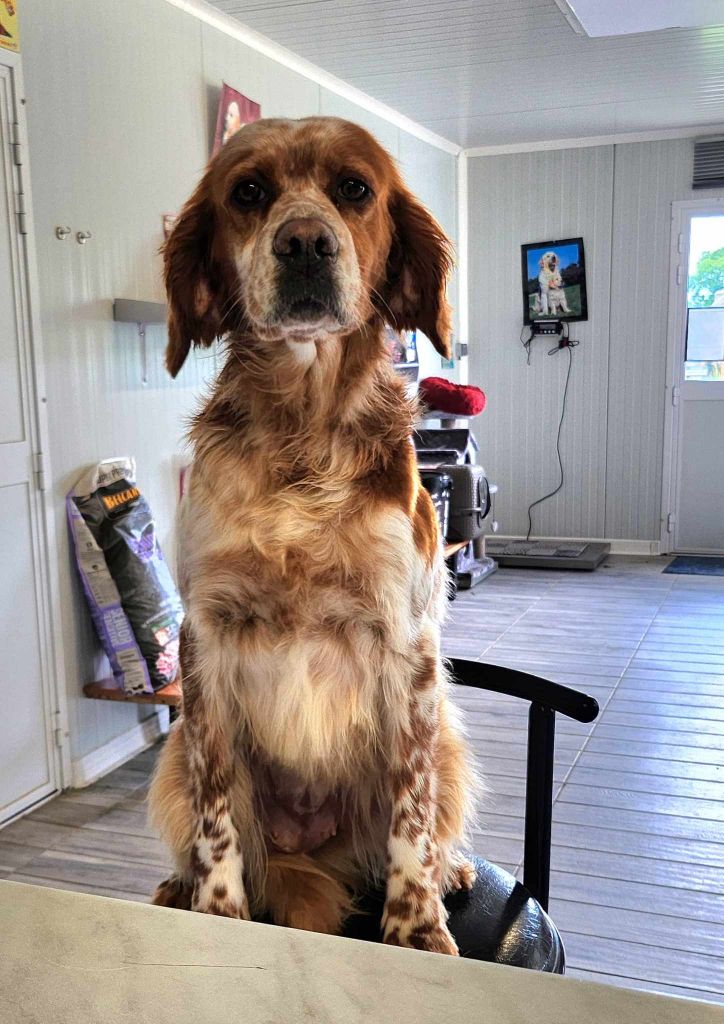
(693, 137), (724, 189)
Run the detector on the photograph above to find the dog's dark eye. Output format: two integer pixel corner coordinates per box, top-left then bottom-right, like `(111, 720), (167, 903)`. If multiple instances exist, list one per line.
(337, 178), (371, 202)
(231, 179), (267, 208)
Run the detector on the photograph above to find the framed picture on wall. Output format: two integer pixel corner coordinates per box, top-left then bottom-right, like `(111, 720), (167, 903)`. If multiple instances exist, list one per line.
(521, 236), (588, 324)
(212, 83), (261, 155)
(0, 0), (19, 52)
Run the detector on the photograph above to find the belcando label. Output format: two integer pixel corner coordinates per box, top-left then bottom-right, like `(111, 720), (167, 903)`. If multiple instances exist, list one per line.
(101, 486), (140, 511)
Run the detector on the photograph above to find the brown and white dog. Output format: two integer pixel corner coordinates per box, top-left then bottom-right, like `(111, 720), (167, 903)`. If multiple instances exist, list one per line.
(149, 116), (477, 956)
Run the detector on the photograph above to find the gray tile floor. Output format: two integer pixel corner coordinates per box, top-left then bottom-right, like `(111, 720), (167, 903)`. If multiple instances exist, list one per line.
(1, 556), (722, 1003)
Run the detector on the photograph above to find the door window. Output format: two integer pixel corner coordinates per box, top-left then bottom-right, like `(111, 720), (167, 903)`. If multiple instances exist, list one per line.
(685, 214), (724, 381)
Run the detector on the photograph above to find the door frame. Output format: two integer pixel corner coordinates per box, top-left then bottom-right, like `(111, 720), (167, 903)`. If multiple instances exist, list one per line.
(1, 49), (71, 818)
(661, 196), (724, 555)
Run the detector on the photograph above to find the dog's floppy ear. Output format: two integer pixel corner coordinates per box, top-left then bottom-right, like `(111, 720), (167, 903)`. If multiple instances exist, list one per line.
(381, 186), (454, 360)
(163, 180), (223, 378)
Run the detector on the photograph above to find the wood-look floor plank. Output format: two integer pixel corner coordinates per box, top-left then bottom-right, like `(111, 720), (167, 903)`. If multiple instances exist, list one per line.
(61, 785), (148, 809)
(82, 804), (156, 839)
(594, 715), (724, 744)
(575, 751), (724, 784)
(549, 843), (724, 894)
(549, 822), (724, 868)
(463, 724), (587, 751)
(628, 660), (724, 679)
(479, 755), (569, 783)
(592, 721), (724, 750)
(549, 870), (724, 923)
(0, 817), (77, 851)
(0, 840), (43, 875)
(616, 678), (724, 700)
(562, 932), (724, 995)
(17, 848), (163, 896)
(549, 897), (724, 957)
(623, 667), (724, 686)
(5, 873), (151, 904)
(465, 739), (578, 766)
(28, 800), (116, 829)
(53, 827), (170, 868)
(552, 799), (724, 844)
(467, 834), (523, 867)
(558, 783), (724, 823)
(565, 765), (724, 802)
(606, 698), (724, 721)
(566, 969), (724, 1005)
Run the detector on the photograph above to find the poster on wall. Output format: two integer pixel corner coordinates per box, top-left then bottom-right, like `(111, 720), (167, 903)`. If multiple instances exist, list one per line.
(0, 0), (19, 52)
(212, 83), (261, 155)
(521, 236), (588, 325)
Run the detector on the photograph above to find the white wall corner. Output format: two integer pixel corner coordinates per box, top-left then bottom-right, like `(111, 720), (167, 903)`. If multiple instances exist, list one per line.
(163, 0), (460, 155)
(456, 151), (469, 386)
(70, 709), (169, 789)
(464, 123), (724, 158)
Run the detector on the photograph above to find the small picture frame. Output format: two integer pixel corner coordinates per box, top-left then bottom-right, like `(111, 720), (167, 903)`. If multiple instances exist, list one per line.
(521, 237), (588, 325)
(212, 83), (261, 156)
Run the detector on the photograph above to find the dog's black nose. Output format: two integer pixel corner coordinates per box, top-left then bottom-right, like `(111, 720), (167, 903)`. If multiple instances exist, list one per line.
(273, 218), (339, 273)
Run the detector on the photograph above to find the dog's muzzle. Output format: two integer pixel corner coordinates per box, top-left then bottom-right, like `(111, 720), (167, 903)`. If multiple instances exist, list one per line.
(272, 217), (343, 324)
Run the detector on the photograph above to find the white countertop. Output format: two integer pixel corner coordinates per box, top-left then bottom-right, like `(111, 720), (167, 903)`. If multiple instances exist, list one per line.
(0, 879), (721, 1024)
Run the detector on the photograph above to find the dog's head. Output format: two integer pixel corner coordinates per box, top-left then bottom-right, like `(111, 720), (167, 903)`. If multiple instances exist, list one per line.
(164, 116), (454, 376)
(539, 251), (559, 274)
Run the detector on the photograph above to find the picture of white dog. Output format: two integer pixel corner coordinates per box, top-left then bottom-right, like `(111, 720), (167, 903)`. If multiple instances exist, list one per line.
(547, 272), (571, 316)
(533, 251), (560, 315)
(523, 238), (586, 323)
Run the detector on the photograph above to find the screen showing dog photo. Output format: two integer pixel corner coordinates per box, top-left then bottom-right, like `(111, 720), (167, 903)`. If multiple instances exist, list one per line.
(521, 237), (588, 324)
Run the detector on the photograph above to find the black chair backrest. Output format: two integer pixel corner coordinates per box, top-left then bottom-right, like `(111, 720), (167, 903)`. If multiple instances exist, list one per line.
(449, 658), (599, 912)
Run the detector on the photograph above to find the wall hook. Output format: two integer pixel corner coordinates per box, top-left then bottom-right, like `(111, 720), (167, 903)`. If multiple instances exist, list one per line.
(55, 226), (71, 240)
(76, 230), (92, 244)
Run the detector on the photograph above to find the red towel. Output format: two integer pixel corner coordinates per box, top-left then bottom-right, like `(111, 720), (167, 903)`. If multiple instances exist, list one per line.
(419, 377), (486, 416)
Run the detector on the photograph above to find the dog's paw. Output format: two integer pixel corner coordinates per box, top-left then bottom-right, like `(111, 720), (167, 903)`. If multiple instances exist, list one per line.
(192, 880), (250, 920)
(152, 873), (192, 910)
(450, 858), (476, 892)
(384, 916), (459, 957)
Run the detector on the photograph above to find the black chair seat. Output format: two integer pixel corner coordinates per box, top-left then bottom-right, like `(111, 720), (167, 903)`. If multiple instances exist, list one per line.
(342, 855), (565, 973)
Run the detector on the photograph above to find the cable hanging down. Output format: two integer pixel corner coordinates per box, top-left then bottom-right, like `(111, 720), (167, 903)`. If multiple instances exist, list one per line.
(525, 337), (576, 542)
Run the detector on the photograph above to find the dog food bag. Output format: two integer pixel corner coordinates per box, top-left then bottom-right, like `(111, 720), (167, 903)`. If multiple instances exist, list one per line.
(67, 458), (184, 693)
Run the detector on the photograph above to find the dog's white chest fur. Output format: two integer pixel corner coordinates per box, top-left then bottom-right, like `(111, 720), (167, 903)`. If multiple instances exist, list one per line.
(186, 500), (432, 778)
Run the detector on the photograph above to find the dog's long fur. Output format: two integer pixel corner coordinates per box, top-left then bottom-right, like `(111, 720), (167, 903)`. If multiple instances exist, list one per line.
(148, 116), (477, 954)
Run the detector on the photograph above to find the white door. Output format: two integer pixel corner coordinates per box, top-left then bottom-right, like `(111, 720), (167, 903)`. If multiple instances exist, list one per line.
(0, 60), (59, 823)
(664, 201), (724, 554)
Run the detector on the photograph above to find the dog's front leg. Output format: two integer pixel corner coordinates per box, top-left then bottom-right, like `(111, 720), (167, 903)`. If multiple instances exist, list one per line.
(181, 624), (249, 919)
(382, 686), (457, 956)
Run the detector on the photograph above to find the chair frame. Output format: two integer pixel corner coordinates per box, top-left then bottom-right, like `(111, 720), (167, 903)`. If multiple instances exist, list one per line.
(449, 658), (599, 912)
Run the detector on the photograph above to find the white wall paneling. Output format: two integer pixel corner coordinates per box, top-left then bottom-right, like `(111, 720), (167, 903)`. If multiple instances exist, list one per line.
(318, 88), (400, 158)
(467, 146), (614, 540)
(397, 130), (459, 382)
(467, 137), (724, 543)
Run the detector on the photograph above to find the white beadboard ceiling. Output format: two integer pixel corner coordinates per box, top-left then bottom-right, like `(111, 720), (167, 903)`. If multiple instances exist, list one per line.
(205, 0), (724, 148)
